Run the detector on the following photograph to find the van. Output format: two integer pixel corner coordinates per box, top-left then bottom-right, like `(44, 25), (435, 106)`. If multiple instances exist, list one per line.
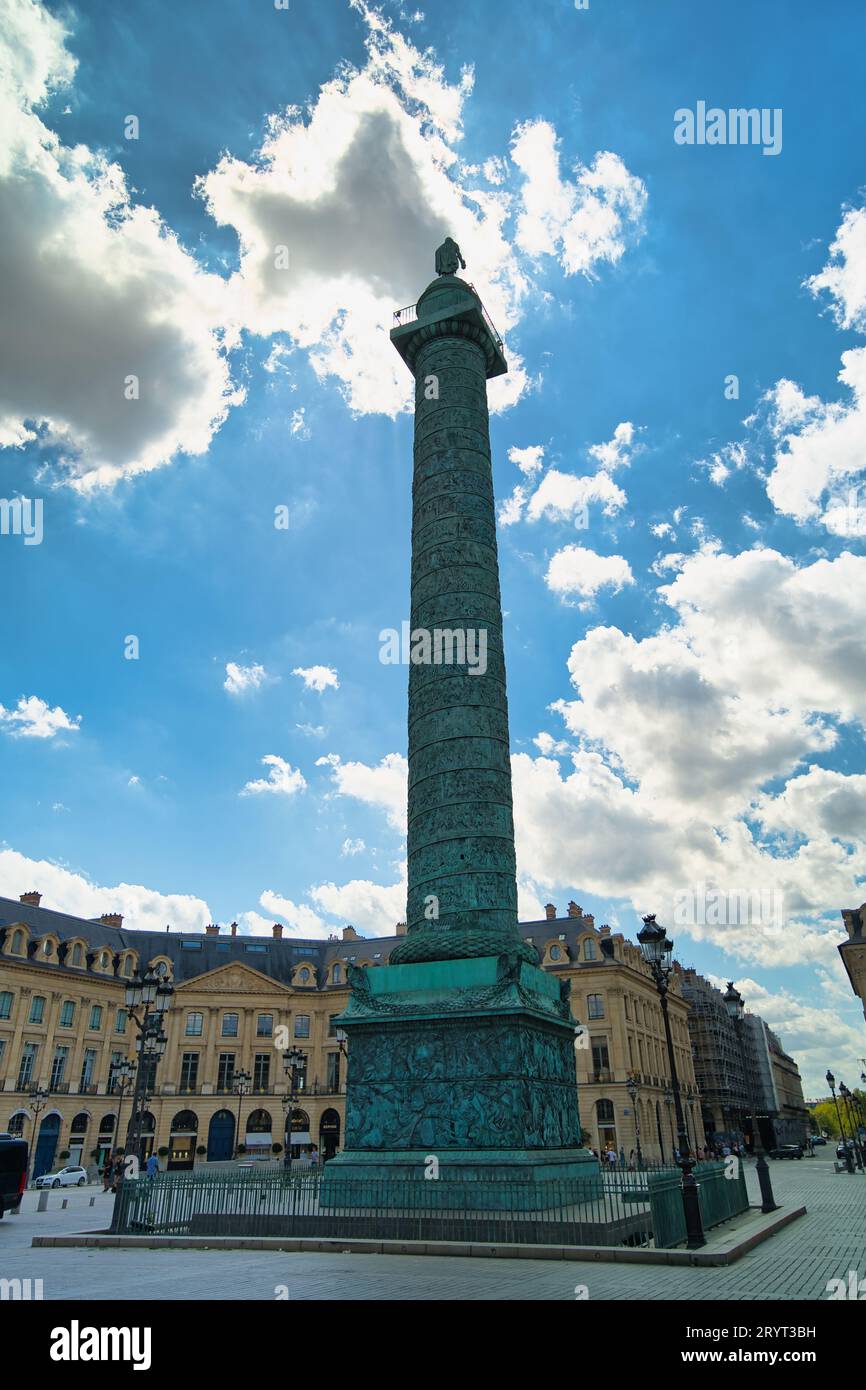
(0, 1134), (28, 1217)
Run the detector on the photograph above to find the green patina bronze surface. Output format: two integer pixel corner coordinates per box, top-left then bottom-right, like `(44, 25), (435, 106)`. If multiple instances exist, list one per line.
(391, 266), (527, 966)
(324, 243), (595, 1192)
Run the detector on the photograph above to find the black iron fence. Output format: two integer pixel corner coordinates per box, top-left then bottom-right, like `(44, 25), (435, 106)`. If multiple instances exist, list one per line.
(112, 1159), (748, 1249)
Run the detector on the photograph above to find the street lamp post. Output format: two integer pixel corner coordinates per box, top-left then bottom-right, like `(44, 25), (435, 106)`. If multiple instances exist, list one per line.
(232, 1069), (252, 1159)
(826, 1070), (854, 1174)
(625, 1074), (644, 1169)
(108, 1058), (136, 1158)
(282, 1047), (305, 1172)
(637, 914), (705, 1248)
(27, 1086), (49, 1186)
(722, 983), (777, 1213)
(838, 1083), (864, 1170)
(124, 969), (173, 1168)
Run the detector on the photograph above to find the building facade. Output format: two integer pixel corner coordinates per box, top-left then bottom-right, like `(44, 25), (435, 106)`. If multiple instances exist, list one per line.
(681, 968), (808, 1150)
(1, 891), (711, 1175)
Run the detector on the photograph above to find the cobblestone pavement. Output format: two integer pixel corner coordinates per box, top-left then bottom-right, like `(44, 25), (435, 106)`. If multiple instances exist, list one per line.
(1, 1154), (862, 1300)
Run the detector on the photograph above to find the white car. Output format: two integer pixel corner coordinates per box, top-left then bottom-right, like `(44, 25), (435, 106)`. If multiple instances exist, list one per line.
(34, 1165), (88, 1189)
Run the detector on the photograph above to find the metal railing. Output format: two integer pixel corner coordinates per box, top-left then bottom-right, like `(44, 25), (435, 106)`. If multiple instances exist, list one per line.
(113, 1159), (749, 1249)
(392, 286), (504, 351)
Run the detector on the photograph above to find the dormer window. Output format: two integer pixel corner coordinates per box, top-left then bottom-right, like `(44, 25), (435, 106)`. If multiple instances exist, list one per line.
(11, 930), (24, 954)
(42, 939), (53, 956)
(332, 964), (342, 983)
(549, 944), (561, 961)
(71, 943), (83, 967)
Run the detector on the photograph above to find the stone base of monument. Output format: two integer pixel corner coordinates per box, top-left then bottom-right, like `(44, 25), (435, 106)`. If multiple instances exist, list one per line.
(321, 951), (600, 1210)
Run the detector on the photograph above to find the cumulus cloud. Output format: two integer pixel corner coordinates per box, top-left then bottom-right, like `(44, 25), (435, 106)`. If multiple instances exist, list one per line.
(510, 123), (647, 277)
(0, 0), (240, 489)
(198, 5), (646, 418)
(499, 423), (637, 528)
(316, 750), (408, 832)
(258, 889), (328, 936)
(545, 545), (634, 600)
(508, 444), (545, 476)
(704, 204), (866, 532)
(0, 694), (80, 738)
(0, 846), (211, 933)
(223, 662), (269, 696)
(308, 873), (406, 937)
(293, 665), (339, 693)
(510, 546), (866, 964)
(240, 755), (307, 797)
(341, 837), (366, 856)
(2, 0), (649, 482)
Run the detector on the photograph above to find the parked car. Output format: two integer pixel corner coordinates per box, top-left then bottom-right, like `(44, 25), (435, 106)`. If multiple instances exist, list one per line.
(810, 1135), (827, 1146)
(769, 1144), (804, 1160)
(34, 1164), (88, 1189)
(0, 1134), (28, 1217)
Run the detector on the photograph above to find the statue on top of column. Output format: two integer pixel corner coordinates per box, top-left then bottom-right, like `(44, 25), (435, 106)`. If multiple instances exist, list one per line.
(435, 236), (466, 276)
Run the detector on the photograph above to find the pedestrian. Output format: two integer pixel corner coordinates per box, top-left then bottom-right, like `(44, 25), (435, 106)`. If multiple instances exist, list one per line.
(309, 1146), (319, 1167)
(146, 1152), (159, 1179)
(102, 1154), (114, 1193)
(606, 1147), (617, 1169)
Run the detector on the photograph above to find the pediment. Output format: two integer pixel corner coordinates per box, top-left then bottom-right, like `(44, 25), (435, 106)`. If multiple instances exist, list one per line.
(176, 962), (290, 996)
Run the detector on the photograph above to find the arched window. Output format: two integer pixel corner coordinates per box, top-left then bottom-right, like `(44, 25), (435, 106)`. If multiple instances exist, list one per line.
(597, 1099), (615, 1124)
(98, 1113), (116, 1134)
(99, 951), (110, 969)
(72, 943), (83, 967)
(171, 1110), (198, 1133)
(71, 1113), (89, 1134)
(42, 939), (53, 957)
(583, 938), (595, 961)
(332, 964), (342, 984)
(298, 967), (310, 984)
(246, 1108), (272, 1133)
(8, 1113), (25, 1136)
(122, 955), (133, 977)
(11, 930), (24, 954)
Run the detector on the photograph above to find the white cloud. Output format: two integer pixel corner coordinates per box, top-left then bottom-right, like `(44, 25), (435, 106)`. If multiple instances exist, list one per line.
(258, 889), (328, 937)
(240, 755), (307, 797)
(296, 722), (327, 738)
(0, 846), (211, 933)
(292, 665), (339, 693)
(806, 205), (866, 332)
(707, 205), (866, 531)
(509, 546), (866, 962)
(588, 421), (638, 472)
(309, 873), (406, 937)
(224, 661), (269, 696)
(510, 123), (647, 277)
(0, 694), (80, 739)
(508, 443), (545, 476)
(545, 545), (634, 600)
(341, 837), (366, 856)
(0, 0), (241, 489)
(316, 750), (408, 832)
(527, 468), (626, 524)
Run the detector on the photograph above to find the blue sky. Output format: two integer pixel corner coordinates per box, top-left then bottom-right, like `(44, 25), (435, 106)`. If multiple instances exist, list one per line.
(2, 0), (866, 1093)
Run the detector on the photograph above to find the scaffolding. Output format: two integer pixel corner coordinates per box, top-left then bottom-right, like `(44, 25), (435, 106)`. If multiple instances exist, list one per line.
(680, 970), (749, 1140)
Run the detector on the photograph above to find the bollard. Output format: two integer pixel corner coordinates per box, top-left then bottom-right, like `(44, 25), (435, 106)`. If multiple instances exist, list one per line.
(62, 1198), (68, 1209)
(89, 1196), (96, 1207)
(37, 1190), (49, 1213)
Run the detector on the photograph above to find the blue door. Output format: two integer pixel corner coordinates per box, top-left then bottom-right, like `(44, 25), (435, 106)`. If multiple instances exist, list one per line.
(206, 1109), (235, 1161)
(33, 1114), (61, 1180)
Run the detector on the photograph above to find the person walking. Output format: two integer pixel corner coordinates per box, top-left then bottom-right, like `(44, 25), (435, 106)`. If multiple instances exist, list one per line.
(146, 1152), (159, 1179)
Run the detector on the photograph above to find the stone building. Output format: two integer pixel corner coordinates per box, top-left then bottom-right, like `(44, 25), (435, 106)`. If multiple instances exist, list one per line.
(1, 891), (706, 1175)
(681, 968), (807, 1150)
(679, 968), (749, 1146)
